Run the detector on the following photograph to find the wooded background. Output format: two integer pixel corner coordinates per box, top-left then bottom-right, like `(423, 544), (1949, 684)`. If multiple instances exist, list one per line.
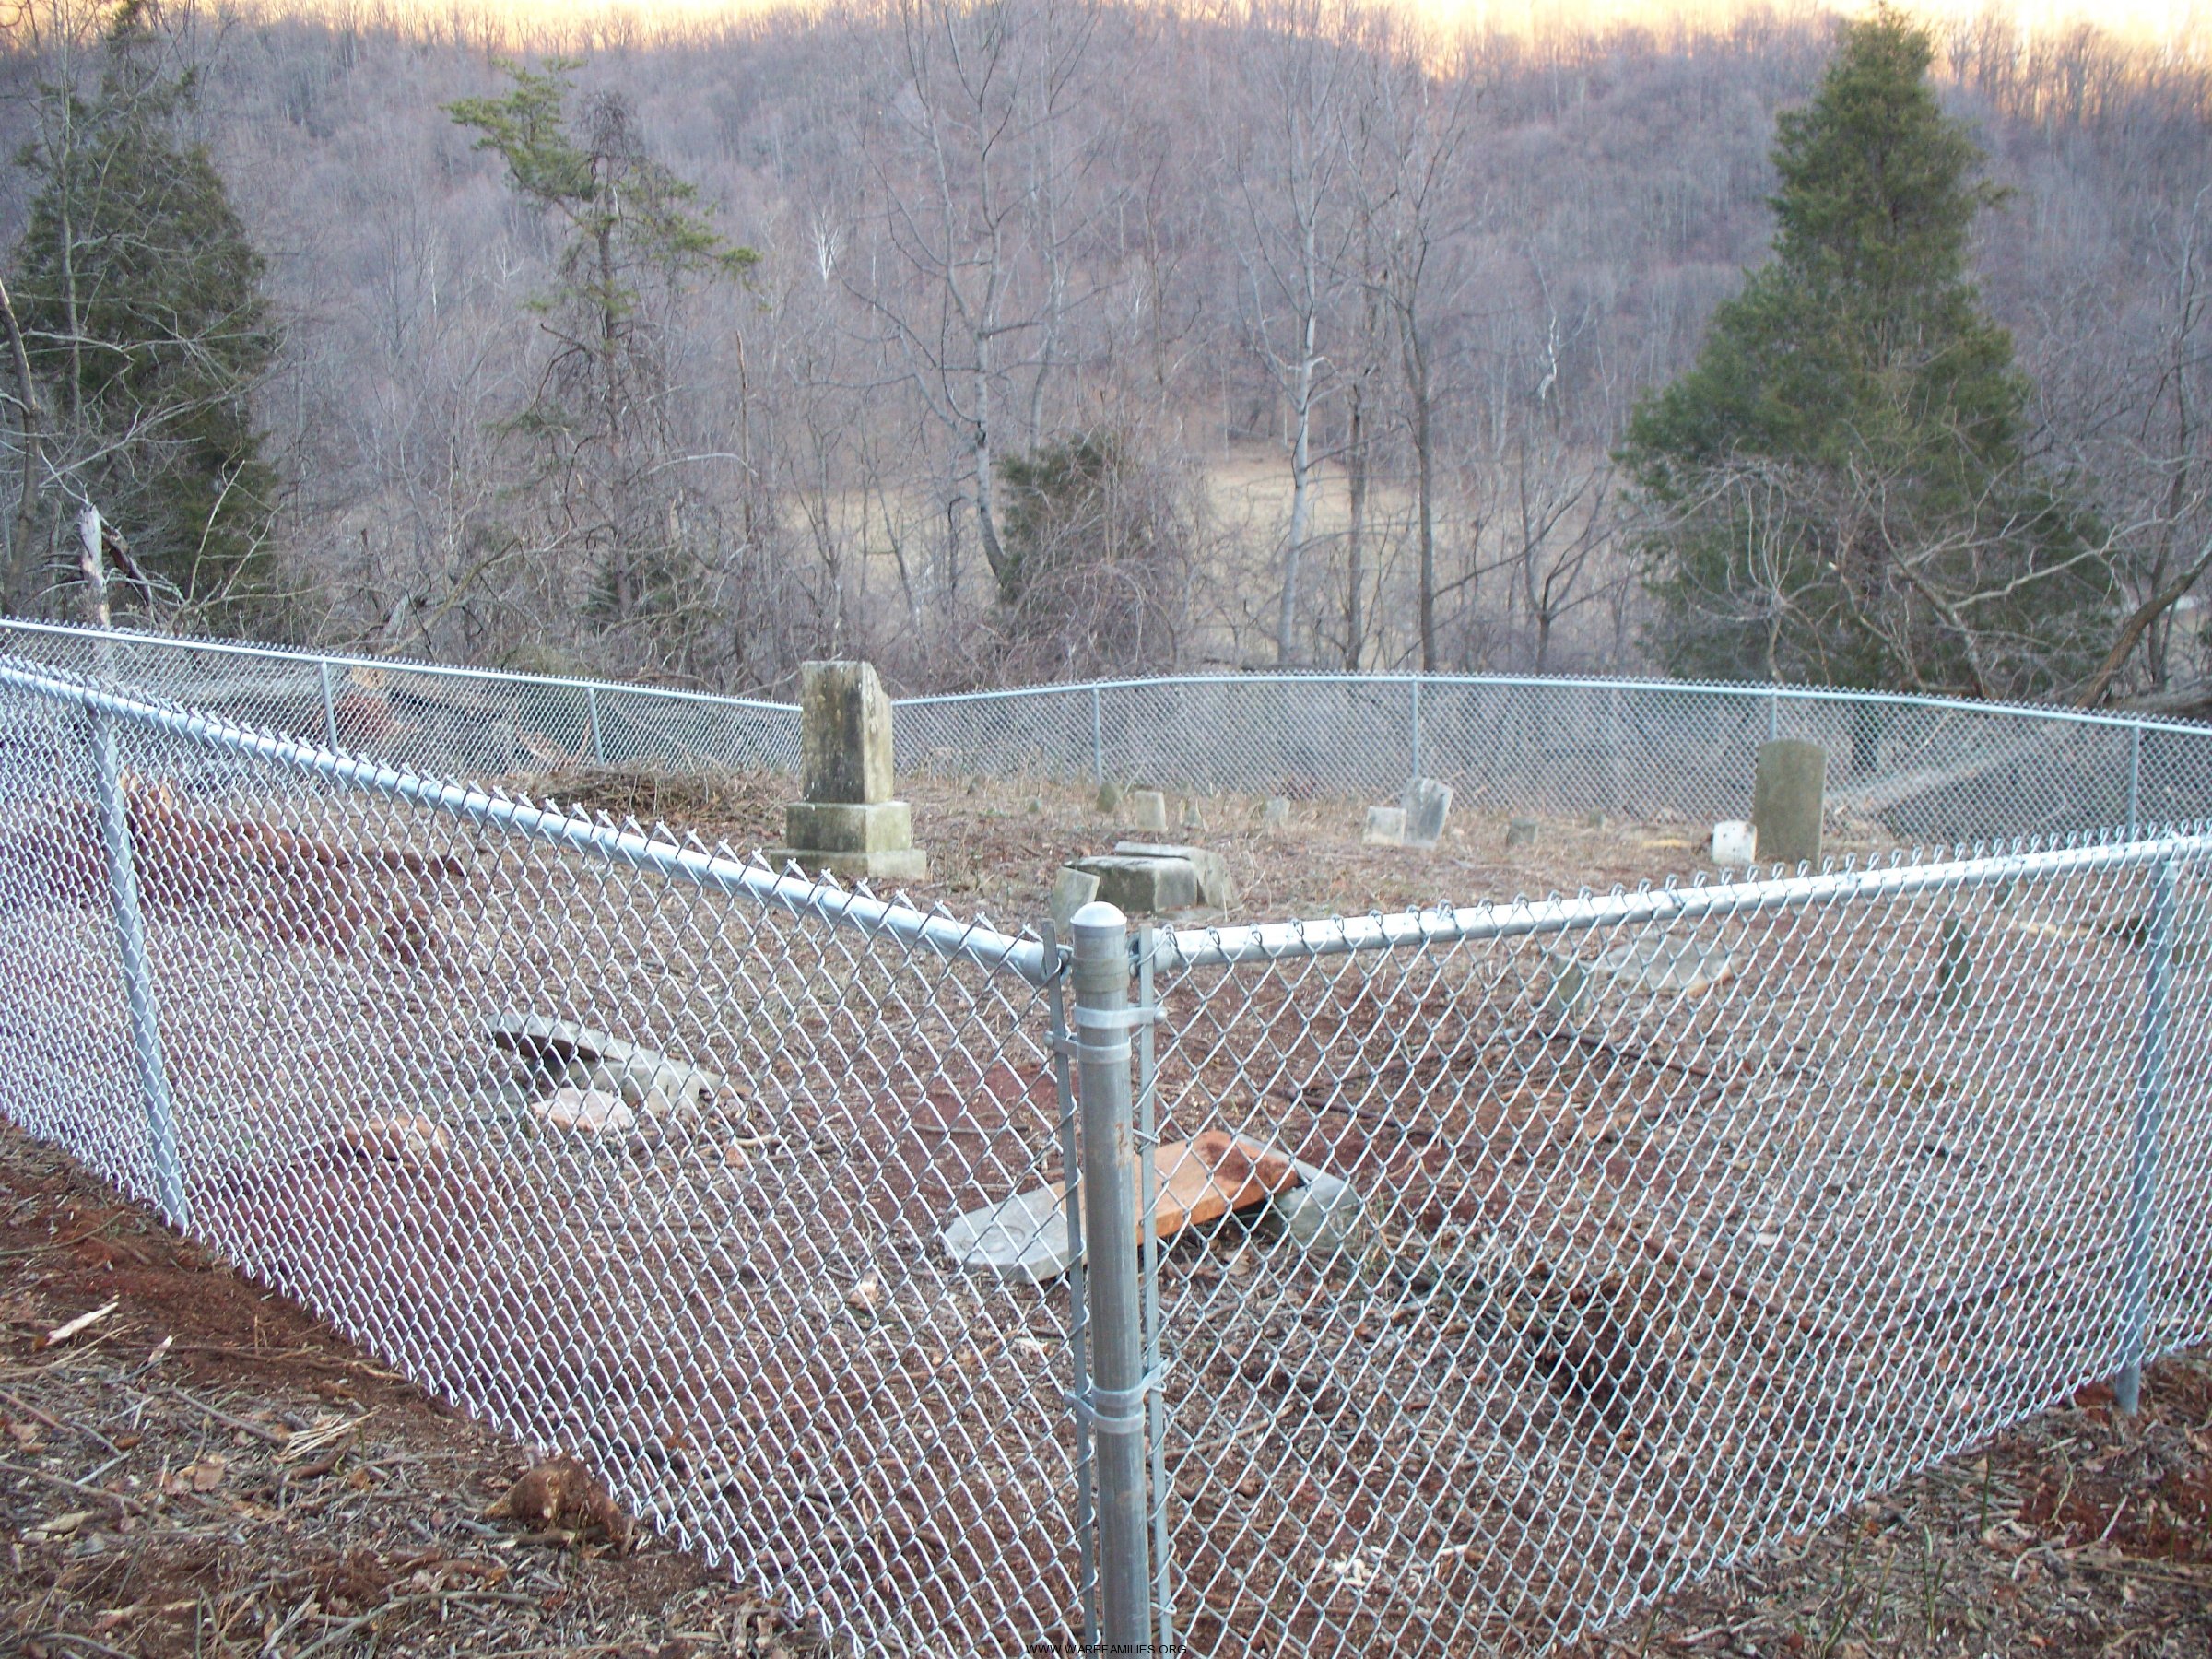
(0, 0), (2204, 704)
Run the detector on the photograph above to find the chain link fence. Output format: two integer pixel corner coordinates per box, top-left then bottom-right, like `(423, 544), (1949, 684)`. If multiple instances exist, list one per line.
(3, 625), (2211, 1657)
(0, 618), (799, 781)
(898, 674), (2212, 847)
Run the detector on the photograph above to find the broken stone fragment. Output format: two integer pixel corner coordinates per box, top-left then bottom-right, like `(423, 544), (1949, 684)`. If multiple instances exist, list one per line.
(564, 1054), (717, 1117)
(1362, 806), (1406, 846)
(1112, 841), (1235, 907)
(484, 1015), (735, 1106)
(533, 1087), (639, 1135)
(1506, 817), (1540, 849)
(337, 1115), (452, 1166)
(1066, 853), (1202, 914)
(1095, 781), (1124, 813)
(1050, 865), (1102, 930)
(1592, 935), (1734, 994)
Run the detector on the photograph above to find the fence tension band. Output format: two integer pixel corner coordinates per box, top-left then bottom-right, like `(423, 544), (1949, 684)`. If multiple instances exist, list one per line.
(1055, 1001), (1162, 1062)
(1067, 1362), (1170, 1436)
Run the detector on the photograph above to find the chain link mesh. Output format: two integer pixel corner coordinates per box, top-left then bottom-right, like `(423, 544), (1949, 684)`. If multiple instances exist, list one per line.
(899, 675), (2212, 845)
(0, 653), (1084, 1658)
(6, 625), (2212, 1657)
(0, 618), (799, 779)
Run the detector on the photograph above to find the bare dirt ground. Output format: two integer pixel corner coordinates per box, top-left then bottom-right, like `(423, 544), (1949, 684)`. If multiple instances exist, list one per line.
(6, 1108), (2208, 1659)
(0, 1119), (816, 1659)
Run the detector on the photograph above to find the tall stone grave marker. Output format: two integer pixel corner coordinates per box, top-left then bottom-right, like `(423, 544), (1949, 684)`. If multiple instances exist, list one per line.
(1753, 739), (1826, 871)
(767, 661), (928, 882)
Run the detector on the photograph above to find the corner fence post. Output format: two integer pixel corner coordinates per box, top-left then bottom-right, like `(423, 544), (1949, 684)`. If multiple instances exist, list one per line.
(88, 709), (187, 1230)
(1070, 902), (1151, 1651)
(588, 685), (607, 766)
(2118, 855), (2175, 1414)
(1090, 687), (1105, 787)
(1135, 924), (1174, 1656)
(318, 659), (340, 749)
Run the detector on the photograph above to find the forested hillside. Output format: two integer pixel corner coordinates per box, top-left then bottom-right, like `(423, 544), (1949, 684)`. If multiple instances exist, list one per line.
(0, 0), (2204, 701)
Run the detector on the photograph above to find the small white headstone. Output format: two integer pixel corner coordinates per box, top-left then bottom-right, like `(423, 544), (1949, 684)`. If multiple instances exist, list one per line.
(1711, 820), (1757, 868)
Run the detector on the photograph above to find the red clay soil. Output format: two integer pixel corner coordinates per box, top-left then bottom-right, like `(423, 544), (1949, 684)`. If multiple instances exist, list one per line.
(0, 1119), (817, 1659)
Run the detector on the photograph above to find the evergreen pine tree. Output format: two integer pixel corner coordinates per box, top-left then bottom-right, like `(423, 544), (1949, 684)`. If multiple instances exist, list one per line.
(1621, 6), (2109, 698)
(12, 0), (280, 624)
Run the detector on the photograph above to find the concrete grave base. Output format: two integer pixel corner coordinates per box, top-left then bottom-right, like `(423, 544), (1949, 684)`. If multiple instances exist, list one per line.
(1112, 841), (1235, 906)
(1067, 853), (1202, 914)
(761, 845), (930, 883)
(782, 799), (914, 853)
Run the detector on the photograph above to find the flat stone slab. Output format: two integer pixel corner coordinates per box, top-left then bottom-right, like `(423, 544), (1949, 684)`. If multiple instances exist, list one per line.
(485, 1014), (735, 1111)
(1363, 806), (1406, 846)
(943, 1132), (1299, 1282)
(1592, 935), (1735, 994)
(1068, 853), (1201, 914)
(1112, 841), (1234, 907)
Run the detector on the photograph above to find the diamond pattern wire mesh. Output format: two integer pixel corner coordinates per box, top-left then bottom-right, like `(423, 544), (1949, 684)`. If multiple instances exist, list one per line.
(900, 675), (2205, 845)
(1139, 845), (2212, 1656)
(0, 657), (1085, 1659)
(0, 619), (801, 781)
(7, 626), (2212, 1659)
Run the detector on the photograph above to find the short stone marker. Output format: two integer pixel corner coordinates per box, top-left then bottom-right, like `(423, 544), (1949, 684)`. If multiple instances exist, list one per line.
(1066, 853), (1201, 914)
(1113, 841), (1234, 907)
(1095, 780), (1124, 814)
(1711, 820), (1756, 868)
(1180, 798), (1206, 831)
(1539, 951), (1591, 1029)
(1049, 865), (1101, 930)
(1363, 806), (1406, 846)
(1402, 778), (1453, 849)
(1753, 739), (1827, 871)
(1506, 817), (1540, 850)
(1592, 935), (1735, 994)
(765, 660), (928, 882)
(943, 1131), (1300, 1282)
(1256, 1158), (1369, 1258)
(1262, 796), (1291, 832)
(1123, 788), (1170, 833)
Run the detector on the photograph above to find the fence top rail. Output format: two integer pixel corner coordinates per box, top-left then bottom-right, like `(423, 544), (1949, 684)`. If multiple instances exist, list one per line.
(0, 653), (1048, 985)
(1147, 830), (2212, 972)
(895, 668), (2212, 744)
(0, 618), (798, 716)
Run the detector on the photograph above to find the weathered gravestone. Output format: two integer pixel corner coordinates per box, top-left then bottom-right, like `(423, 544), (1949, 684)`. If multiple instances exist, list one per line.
(1505, 817), (1540, 850)
(1402, 778), (1453, 849)
(1113, 841), (1234, 906)
(765, 661), (928, 881)
(1049, 865), (1101, 931)
(1753, 739), (1828, 871)
(1123, 788), (1170, 833)
(1066, 853), (1202, 915)
(1362, 806), (1407, 846)
(1262, 797), (1291, 832)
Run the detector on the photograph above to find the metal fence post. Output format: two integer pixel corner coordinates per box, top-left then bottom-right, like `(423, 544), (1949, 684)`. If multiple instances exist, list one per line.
(1069, 901), (1151, 1651)
(2128, 723), (2143, 838)
(2118, 855), (2175, 1414)
(318, 659), (341, 749)
(1408, 677), (1423, 780)
(588, 686), (607, 766)
(1041, 924), (1100, 1649)
(1090, 687), (1106, 787)
(88, 709), (188, 1230)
